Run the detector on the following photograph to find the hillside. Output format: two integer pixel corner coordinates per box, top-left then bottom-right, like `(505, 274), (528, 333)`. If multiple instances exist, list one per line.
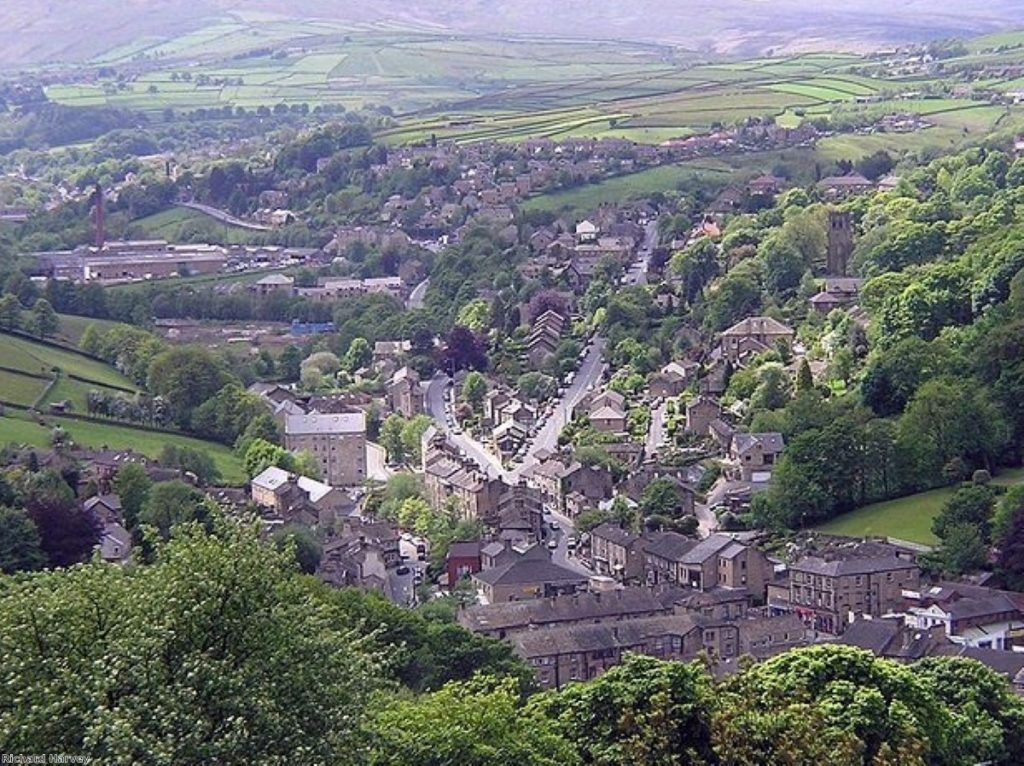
(1, 0), (1023, 67)
(0, 330), (246, 484)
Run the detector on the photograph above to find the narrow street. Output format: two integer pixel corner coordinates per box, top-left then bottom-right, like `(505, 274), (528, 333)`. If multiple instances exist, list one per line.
(425, 373), (506, 478)
(511, 336), (608, 481)
(696, 478), (728, 537)
(645, 399), (668, 459)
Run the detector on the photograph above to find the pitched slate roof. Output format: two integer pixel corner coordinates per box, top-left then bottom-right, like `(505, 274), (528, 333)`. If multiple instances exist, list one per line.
(474, 557), (587, 588)
(459, 588), (669, 633)
(732, 432), (785, 457)
(721, 316), (794, 338)
(793, 554), (918, 577)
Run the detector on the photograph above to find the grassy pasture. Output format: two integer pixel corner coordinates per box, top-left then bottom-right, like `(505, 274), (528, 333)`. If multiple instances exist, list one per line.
(814, 468), (1024, 545)
(0, 369), (49, 406)
(129, 207), (271, 246)
(0, 334), (133, 390)
(47, 17), (1024, 148)
(521, 161), (732, 217)
(0, 410), (247, 485)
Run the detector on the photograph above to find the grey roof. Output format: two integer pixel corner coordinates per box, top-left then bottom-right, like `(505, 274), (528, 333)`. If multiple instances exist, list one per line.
(481, 542), (506, 558)
(591, 523), (639, 547)
(951, 647), (1024, 678)
(709, 418), (735, 438)
(590, 405), (627, 421)
(732, 432), (785, 456)
(719, 541), (747, 560)
(474, 557), (587, 588)
(793, 554), (918, 577)
(818, 173), (873, 187)
(459, 588), (669, 632)
(84, 494), (122, 513)
(836, 619), (901, 654)
(675, 534), (738, 565)
(942, 594), (1020, 621)
(810, 292), (844, 305)
(510, 614), (699, 658)
(285, 412), (366, 435)
(643, 531), (697, 562)
(447, 541), (482, 559)
(721, 316), (794, 338)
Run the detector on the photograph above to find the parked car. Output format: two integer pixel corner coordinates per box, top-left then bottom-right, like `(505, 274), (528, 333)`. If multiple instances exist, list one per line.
(396, 565), (411, 575)
(547, 539), (559, 550)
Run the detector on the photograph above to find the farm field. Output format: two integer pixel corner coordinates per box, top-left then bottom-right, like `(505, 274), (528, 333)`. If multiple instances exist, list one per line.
(0, 369), (49, 407)
(521, 162), (734, 217)
(0, 409), (246, 485)
(0, 332), (246, 483)
(53, 314), (125, 346)
(0, 333), (134, 390)
(39, 18), (962, 147)
(129, 207), (274, 246)
(814, 468), (1024, 545)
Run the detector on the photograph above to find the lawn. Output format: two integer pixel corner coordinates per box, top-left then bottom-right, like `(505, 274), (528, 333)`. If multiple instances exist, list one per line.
(814, 468), (1024, 546)
(0, 410), (247, 485)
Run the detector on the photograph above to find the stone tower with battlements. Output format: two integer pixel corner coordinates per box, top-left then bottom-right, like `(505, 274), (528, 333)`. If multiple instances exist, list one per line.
(826, 210), (853, 276)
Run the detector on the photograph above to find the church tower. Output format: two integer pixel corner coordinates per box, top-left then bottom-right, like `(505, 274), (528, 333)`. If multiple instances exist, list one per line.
(826, 210), (853, 276)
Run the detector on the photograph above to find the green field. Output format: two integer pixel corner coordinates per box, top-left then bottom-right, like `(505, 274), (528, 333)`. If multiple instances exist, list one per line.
(0, 410), (246, 485)
(129, 207), (272, 246)
(521, 161), (733, 217)
(0, 334), (134, 390)
(40, 18), (1024, 148)
(814, 468), (1024, 545)
(0, 332), (245, 484)
(0, 369), (49, 406)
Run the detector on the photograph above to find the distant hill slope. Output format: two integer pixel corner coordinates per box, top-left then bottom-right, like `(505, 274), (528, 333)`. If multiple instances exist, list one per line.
(1, 0), (1022, 67)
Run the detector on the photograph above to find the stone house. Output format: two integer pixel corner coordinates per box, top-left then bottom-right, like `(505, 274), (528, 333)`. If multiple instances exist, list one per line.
(649, 361), (699, 398)
(719, 316), (795, 363)
(728, 432), (785, 482)
(589, 403), (628, 434)
(644, 533), (773, 602)
(386, 366), (424, 418)
(772, 548), (920, 634)
(685, 396), (722, 436)
(590, 523), (647, 581)
(472, 544), (588, 604)
(458, 587), (673, 639)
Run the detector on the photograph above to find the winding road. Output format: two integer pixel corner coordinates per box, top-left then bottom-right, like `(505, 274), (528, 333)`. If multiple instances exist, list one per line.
(407, 278), (430, 310)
